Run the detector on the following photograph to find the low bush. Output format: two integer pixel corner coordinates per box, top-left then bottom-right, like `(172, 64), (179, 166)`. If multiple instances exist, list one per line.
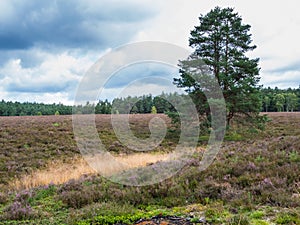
(2, 201), (35, 220)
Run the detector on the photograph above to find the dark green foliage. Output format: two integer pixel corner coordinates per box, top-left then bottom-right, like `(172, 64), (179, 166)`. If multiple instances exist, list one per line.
(112, 93), (178, 114)
(261, 86), (300, 112)
(0, 100), (72, 116)
(0, 92), (180, 116)
(95, 100), (112, 114)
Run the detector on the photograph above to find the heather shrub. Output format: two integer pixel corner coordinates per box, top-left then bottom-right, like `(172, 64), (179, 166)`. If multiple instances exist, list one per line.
(0, 189), (37, 220)
(58, 184), (105, 209)
(2, 201), (35, 220)
(15, 189), (33, 204)
(59, 190), (91, 209)
(58, 178), (84, 193)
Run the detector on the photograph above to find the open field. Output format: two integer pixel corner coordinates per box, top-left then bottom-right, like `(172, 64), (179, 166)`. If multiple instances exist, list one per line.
(0, 113), (300, 224)
(0, 114), (176, 190)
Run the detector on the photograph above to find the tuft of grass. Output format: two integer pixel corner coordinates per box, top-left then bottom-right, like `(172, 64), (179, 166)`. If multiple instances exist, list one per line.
(275, 212), (300, 224)
(249, 210), (265, 219)
(52, 122), (60, 127)
(289, 151), (300, 162)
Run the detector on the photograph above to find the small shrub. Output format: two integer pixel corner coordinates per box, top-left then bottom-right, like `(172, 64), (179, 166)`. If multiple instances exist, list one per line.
(255, 155), (264, 163)
(23, 144), (30, 149)
(289, 151), (300, 162)
(15, 190), (33, 203)
(204, 203), (229, 224)
(58, 178), (83, 192)
(276, 213), (300, 224)
(250, 210), (265, 219)
(3, 201), (35, 220)
(58, 185), (104, 209)
(59, 190), (90, 209)
(31, 184), (56, 203)
(229, 215), (250, 225)
(0, 192), (8, 204)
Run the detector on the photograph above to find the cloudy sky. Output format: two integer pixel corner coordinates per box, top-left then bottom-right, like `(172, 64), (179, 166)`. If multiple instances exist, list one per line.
(0, 0), (299, 104)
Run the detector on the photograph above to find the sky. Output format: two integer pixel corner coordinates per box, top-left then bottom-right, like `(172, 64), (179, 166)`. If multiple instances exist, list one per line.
(0, 0), (299, 105)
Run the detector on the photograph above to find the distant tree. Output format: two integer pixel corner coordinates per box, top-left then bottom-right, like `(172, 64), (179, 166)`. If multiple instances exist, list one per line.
(174, 7), (261, 127)
(151, 106), (157, 114)
(142, 95), (153, 113)
(82, 101), (94, 114)
(131, 105), (139, 114)
(263, 96), (271, 112)
(275, 94), (285, 112)
(285, 93), (298, 112)
(95, 100), (112, 114)
(55, 110), (60, 116)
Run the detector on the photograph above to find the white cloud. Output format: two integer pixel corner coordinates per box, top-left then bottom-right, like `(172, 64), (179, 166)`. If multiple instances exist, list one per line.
(0, 50), (101, 104)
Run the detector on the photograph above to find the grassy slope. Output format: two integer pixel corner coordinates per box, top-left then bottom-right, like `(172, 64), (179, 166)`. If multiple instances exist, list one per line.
(0, 113), (299, 224)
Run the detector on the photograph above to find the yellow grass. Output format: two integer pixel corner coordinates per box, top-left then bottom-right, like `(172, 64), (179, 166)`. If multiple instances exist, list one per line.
(86, 152), (170, 176)
(10, 152), (170, 190)
(10, 156), (95, 190)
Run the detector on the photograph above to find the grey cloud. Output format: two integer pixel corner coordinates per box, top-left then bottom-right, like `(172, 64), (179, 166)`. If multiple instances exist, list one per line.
(6, 79), (78, 93)
(0, 49), (46, 68)
(0, 0), (157, 50)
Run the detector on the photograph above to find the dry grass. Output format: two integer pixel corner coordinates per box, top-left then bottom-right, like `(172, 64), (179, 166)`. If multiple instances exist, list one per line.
(10, 149), (203, 190)
(9, 152), (172, 190)
(10, 156), (95, 190)
(87, 152), (171, 177)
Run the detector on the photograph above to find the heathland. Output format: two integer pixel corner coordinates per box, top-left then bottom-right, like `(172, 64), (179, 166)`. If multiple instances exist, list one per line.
(0, 113), (299, 224)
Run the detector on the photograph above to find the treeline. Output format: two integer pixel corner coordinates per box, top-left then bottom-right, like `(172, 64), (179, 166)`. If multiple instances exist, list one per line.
(0, 100), (72, 116)
(0, 92), (178, 116)
(1, 87), (300, 116)
(73, 92), (178, 115)
(261, 87), (300, 112)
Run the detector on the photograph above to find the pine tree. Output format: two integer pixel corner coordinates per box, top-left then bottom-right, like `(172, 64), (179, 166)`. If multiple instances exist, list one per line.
(174, 7), (262, 126)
